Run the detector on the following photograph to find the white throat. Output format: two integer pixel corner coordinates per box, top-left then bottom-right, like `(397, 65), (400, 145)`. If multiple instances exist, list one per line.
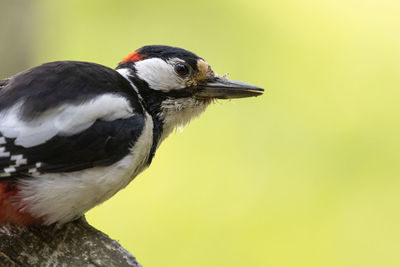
(159, 98), (210, 141)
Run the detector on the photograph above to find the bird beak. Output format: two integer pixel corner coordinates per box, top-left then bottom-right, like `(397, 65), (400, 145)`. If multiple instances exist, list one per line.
(196, 76), (264, 99)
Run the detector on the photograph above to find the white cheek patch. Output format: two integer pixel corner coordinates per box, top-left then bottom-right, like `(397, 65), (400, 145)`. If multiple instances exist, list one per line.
(135, 58), (185, 92)
(0, 94), (134, 148)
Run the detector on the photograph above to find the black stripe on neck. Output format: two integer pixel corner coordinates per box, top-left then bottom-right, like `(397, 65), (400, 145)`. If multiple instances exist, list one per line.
(121, 71), (164, 165)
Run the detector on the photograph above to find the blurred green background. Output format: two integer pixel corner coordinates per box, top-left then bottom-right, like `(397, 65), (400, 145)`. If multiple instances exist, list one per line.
(1, 0), (400, 266)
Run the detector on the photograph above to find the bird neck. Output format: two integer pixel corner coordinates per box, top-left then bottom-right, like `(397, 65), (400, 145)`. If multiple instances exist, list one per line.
(116, 67), (210, 142)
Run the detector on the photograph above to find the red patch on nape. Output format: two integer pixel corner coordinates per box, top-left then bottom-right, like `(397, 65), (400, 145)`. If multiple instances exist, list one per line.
(121, 50), (147, 63)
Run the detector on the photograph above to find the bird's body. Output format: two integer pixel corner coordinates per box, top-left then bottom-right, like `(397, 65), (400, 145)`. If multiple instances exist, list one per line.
(0, 45), (263, 225)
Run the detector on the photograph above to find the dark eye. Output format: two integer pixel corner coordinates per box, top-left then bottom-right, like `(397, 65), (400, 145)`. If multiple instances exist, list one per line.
(174, 63), (190, 77)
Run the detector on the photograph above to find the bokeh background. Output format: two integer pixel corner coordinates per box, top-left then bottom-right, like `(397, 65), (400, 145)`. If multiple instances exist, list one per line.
(1, 0), (400, 266)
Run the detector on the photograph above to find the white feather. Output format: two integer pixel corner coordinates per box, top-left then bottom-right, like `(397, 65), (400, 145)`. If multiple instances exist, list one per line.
(0, 147), (10, 157)
(0, 94), (134, 147)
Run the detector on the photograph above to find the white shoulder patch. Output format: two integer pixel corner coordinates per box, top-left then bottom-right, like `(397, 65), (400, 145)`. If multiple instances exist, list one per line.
(0, 94), (134, 147)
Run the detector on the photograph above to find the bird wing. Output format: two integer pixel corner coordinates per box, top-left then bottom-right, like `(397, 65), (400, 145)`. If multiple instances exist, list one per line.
(0, 61), (146, 178)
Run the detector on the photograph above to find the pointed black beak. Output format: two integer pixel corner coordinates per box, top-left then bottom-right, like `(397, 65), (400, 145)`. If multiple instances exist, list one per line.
(196, 76), (264, 99)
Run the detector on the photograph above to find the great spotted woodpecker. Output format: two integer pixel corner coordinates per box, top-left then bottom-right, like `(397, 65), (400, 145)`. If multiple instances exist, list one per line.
(0, 45), (263, 225)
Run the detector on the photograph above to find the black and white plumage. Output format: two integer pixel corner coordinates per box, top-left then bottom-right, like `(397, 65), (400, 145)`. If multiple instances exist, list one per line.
(0, 45), (263, 225)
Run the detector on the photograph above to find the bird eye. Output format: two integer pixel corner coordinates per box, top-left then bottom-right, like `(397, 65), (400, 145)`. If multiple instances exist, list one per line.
(174, 63), (190, 77)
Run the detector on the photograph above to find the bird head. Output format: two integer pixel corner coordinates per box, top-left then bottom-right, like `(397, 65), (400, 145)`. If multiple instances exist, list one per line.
(116, 45), (263, 139)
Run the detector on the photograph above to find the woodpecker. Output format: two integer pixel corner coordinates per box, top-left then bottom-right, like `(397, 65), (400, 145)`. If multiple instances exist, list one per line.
(0, 45), (263, 225)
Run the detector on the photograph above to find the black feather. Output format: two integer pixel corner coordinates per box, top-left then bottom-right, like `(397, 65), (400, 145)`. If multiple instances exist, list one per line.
(0, 61), (143, 119)
(0, 114), (145, 178)
(0, 61), (149, 179)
